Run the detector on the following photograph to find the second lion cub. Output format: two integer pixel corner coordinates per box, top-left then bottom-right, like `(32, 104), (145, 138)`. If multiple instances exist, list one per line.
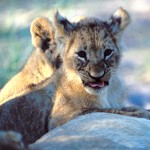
(0, 17), (61, 104)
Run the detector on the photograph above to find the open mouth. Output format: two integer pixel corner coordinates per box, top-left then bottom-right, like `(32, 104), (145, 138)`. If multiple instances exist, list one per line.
(87, 80), (109, 89)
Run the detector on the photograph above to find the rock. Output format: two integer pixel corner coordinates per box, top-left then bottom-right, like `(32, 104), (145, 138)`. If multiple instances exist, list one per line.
(30, 112), (150, 150)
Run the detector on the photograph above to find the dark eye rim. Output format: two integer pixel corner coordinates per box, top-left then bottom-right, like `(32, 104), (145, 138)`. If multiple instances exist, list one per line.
(104, 49), (113, 58)
(77, 50), (87, 59)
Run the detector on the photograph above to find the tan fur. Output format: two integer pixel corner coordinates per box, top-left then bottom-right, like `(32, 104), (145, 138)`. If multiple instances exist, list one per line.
(42, 8), (130, 129)
(0, 15), (85, 104)
(30, 17), (55, 49)
(0, 17), (58, 104)
(48, 8), (148, 129)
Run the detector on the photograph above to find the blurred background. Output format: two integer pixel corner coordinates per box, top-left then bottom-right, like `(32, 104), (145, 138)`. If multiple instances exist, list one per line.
(0, 0), (150, 108)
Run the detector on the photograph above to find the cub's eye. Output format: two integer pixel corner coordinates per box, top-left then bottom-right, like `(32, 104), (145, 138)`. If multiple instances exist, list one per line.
(104, 49), (113, 58)
(77, 51), (86, 59)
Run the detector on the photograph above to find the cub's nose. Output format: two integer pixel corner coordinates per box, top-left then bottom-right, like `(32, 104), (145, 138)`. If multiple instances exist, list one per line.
(89, 70), (105, 79)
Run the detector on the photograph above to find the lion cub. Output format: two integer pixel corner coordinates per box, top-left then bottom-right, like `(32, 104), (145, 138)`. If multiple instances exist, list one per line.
(0, 17), (61, 104)
(0, 8), (150, 145)
(0, 15), (84, 104)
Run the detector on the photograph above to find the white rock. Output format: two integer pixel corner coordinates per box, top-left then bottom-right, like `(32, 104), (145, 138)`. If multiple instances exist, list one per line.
(30, 112), (150, 150)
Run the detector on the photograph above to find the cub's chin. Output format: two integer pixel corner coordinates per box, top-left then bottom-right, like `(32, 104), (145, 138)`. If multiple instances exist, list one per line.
(84, 86), (107, 95)
(83, 80), (109, 96)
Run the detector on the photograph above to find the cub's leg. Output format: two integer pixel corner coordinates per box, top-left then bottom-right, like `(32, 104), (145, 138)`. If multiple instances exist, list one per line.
(81, 106), (150, 120)
(120, 106), (150, 119)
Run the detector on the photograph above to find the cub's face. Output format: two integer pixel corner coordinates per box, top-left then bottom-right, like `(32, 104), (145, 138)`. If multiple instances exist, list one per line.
(67, 24), (120, 94)
(54, 8), (130, 95)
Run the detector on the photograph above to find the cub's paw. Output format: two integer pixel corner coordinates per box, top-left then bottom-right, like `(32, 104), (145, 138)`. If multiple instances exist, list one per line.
(0, 131), (26, 150)
(80, 107), (150, 121)
(121, 106), (150, 120)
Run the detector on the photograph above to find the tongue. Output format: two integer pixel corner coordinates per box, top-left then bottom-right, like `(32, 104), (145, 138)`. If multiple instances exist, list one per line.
(88, 81), (105, 88)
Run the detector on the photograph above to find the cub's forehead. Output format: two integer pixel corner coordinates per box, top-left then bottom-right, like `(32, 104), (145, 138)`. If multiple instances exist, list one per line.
(72, 18), (115, 50)
(75, 18), (111, 35)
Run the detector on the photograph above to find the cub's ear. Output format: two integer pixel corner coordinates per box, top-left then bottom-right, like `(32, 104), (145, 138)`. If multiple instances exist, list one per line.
(107, 7), (130, 38)
(30, 17), (55, 51)
(53, 11), (75, 42)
